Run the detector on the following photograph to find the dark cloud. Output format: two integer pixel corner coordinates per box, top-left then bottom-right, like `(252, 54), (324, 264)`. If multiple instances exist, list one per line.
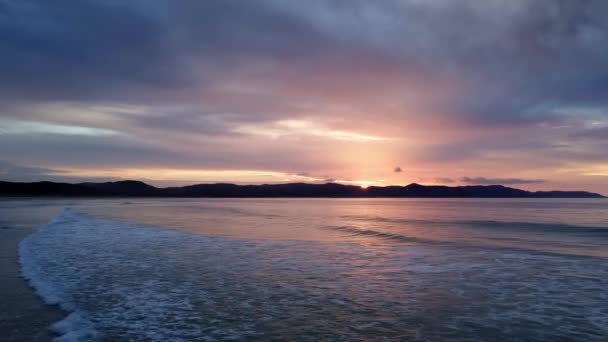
(435, 178), (455, 184)
(0, 0), (348, 106)
(124, 109), (237, 136)
(0, 132), (177, 168)
(461, 177), (546, 185)
(0, 160), (58, 177)
(394, 166), (402, 173)
(571, 126), (608, 140)
(2, 0), (607, 123)
(0, 0), (193, 104)
(1, 1), (608, 188)
(0, 160), (116, 183)
(296, 172), (338, 183)
(0, 127), (348, 172)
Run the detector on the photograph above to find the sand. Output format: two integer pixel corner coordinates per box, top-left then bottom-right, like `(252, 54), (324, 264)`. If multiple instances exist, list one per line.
(0, 204), (64, 342)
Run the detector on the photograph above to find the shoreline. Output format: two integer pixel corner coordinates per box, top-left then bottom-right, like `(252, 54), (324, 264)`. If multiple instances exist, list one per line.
(0, 210), (64, 341)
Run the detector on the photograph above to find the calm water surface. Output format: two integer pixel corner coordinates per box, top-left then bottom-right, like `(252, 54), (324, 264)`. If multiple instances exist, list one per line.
(5, 198), (608, 341)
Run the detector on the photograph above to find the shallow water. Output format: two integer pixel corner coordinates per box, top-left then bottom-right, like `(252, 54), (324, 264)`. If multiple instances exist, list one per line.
(6, 198), (608, 341)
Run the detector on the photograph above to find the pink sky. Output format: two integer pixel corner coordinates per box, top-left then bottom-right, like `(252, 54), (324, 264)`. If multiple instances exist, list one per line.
(1, 1), (608, 194)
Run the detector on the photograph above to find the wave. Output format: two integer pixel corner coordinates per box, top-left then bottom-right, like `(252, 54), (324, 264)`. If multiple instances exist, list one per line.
(321, 225), (448, 245)
(20, 209), (405, 340)
(18, 209), (608, 341)
(340, 215), (608, 235)
(18, 209), (212, 340)
(322, 224), (608, 258)
(19, 210), (99, 341)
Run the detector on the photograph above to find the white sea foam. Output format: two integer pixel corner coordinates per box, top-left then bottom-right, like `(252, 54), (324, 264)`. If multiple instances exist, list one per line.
(19, 210), (97, 341)
(51, 313), (97, 342)
(18, 208), (608, 341)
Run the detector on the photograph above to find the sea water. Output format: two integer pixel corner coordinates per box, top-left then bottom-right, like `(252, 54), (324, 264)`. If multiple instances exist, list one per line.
(6, 198), (608, 341)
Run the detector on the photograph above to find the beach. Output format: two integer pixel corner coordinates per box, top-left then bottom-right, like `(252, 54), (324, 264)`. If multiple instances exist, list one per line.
(0, 201), (64, 341)
(3, 197), (608, 340)
(4, 1), (608, 340)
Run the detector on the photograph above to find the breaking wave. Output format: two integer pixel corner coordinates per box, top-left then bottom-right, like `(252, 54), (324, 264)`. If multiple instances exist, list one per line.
(18, 209), (608, 341)
(341, 215), (608, 236)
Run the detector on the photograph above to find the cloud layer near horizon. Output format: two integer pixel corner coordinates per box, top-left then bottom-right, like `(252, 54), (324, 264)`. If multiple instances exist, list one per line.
(1, 0), (608, 191)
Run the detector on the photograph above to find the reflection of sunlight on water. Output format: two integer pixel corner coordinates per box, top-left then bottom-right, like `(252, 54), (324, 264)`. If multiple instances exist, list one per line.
(7, 198), (608, 340)
(71, 197), (608, 257)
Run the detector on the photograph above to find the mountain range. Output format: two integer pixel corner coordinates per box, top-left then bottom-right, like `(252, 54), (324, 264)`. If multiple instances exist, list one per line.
(0, 180), (603, 198)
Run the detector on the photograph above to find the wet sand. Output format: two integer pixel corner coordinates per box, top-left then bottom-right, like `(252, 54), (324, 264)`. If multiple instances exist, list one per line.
(0, 205), (64, 342)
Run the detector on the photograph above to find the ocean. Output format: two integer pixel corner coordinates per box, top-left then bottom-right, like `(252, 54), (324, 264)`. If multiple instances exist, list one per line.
(2, 198), (607, 341)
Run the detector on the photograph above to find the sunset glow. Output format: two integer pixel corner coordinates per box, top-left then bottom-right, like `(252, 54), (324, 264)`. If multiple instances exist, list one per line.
(1, 1), (607, 194)
(3, 2), (608, 341)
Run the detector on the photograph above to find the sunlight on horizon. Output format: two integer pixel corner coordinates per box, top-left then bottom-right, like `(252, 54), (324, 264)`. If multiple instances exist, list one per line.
(51, 167), (387, 187)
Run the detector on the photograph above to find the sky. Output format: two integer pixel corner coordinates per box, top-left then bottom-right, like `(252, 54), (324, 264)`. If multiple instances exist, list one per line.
(1, 0), (608, 193)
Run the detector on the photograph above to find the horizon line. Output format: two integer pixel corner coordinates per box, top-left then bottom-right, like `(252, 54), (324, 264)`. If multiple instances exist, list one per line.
(0, 179), (604, 197)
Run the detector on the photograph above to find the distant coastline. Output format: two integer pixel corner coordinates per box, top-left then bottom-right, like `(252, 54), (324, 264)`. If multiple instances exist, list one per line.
(0, 180), (603, 198)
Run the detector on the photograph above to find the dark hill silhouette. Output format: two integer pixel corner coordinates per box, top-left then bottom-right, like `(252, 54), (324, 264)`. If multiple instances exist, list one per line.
(80, 180), (158, 196)
(0, 180), (604, 198)
(0, 181), (97, 196)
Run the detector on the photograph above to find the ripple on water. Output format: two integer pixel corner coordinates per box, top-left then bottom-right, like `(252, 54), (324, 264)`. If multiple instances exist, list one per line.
(19, 209), (608, 341)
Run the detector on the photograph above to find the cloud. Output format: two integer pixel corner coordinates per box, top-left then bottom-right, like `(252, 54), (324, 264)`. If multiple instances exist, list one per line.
(460, 177), (546, 185)
(394, 166), (402, 172)
(0, 160), (115, 183)
(3, 0), (608, 126)
(0, 1), (608, 191)
(571, 126), (608, 140)
(233, 120), (388, 142)
(0, 160), (60, 177)
(435, 177), (455, 184)
(0, 118), (119, 136)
